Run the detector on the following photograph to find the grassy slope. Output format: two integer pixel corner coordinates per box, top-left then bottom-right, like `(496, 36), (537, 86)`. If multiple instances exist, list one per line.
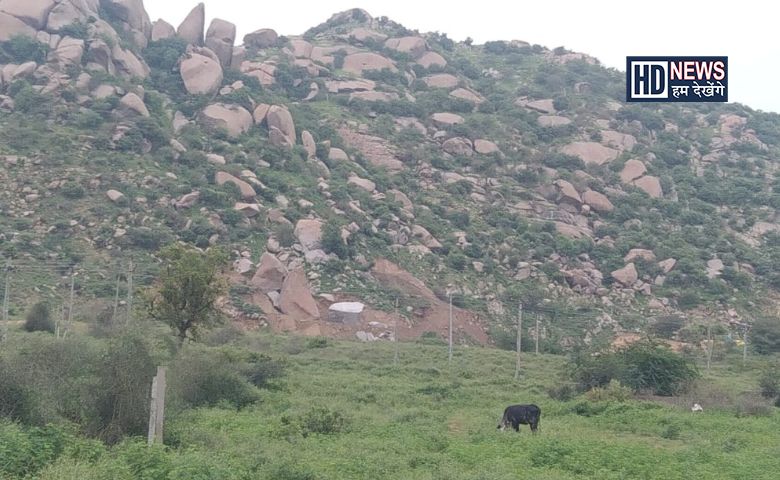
(159, 335), (780, 480)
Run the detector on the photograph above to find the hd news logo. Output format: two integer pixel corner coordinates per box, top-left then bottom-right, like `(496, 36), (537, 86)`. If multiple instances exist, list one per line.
(626, 56), (728, 103)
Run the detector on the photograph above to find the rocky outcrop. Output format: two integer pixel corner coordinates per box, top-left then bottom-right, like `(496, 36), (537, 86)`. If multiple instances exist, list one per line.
(417, 51), (447, 69)
(474, 139), (500, 155)
(177, 2), (205, 45)
(633, 175), (663, 198)
(180, 50), (223, 95)
(266, 105), (296, 146)
(449, 88), (484, 104)
(624, 249), (656, 263)
(538, 115), (571, 127)
(101, 0), (151, 48)
(215, 171), (256, 199)
(582, 190), (613, 213)
(560, 142), (619, 166)
(200, 103), (252, 138)
(412, 225), (442, 249)
(348, 174), (376, 192)
(151, 19), (175, 41)
(251, 253), (288, 293)
(658, 258), (677, 274)
(0, 0), (56, 29)
(371, 259), (437, 301)
(342, 52), (396, 74)
(205, 18), (236, 67)
(601, 130), (636, 151)
(119, 92), (149, 117)
(431, 112), (464, 127)
(301, 130), (316, 159)
(294, 219), (323, 251)
(279, 269), (319, 320)
(554, 179), (582, 207)
(422, 73), (459, 89)
(620, 159), (647, 184)
(0, 12), (36, 41)
(442, 137), (473, 157)
(612, 263), (638, 287)
(244, 28), (278, 48)
(384, 36), (426, 57)
(349, 27), (387, 43)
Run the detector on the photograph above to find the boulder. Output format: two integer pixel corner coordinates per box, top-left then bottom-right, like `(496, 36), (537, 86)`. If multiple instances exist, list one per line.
(582, 190), (614, 213)
(422, 73), (459, 88)
(560, 142), (619, 166)
(474, 139), (500, 155)
(177, 2), (205, 45)
(268, 126), (292, 148)
(288, 38), (312, 58)
(601, 130), (636, 151)
(110, 43), (150, 78)
(342, 52), (396, 74)
(524, 98), (555, 114)
(431, 112), (464, 127)
(324, 79), (375, 93)
(349, 27), (387, 43)
(46, 0), (93, 31)
(416, 51), (447, 69)
(449, 87), (484, 104)
(706, 258), (724, 279)
(106, 189), (125, 202)
(200, 103), (252, 138)
(633, 175), (663, 198)
(412, 225), (442, 249)
(294, 218), (323, 251)
(234, 202), (261, 216)
(180, 51), (223, 95)
(151, 19), (175, 41)
(301, 130), (316, 158)
(328, 148), (349, 162)
(624, 248), (656, 263)
(620, 159), (647, 183)
(279, 269), (320, 320)
(328, 302), (364, 325)
(349, 91), (399, 102)
(243, 28), (278, 48)
(234, 258), (252, 274)
(215, 171), (256, 199)
(554, 179), (581, 206)
(538, 115), (571, 127)
(612, 263), (638, 287)
(52, 37), (84, 66)
(348, 174), (376, 192)
(384, 36), (426, 57)
(442, 137), (473, 157)
(174, 191), (199, 209)
(251, 253), (288, 293)
(205, 18), (236, 67)
(389, 189), (413, 211)
(658, 258), (677, 274)
(0, 0), (56, 29)
(101, 0), (151, 45)
(371, 258), (437, 301)
(0, 12), (36, 42)
(266, 105), (296, 146)
(119, 92), (149, 116)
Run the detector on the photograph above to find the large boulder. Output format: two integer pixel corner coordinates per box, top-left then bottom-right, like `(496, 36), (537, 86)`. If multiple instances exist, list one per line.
(46, 0), (94, 32)
(151, 19), (175, 41)
(288, 38), (312, 58)
(294, 219), (323, 251)
(601, 130), (636, 151)
(371, 258), (437, 301)
(205, 18), (236, 67)
(442, 137), (473, 157)
(582, 190), (613, 213)
(110, 43), (150, 78)
(251, 253), (288, 293)
(422, 73), (458, 89)
(0, 12), (36, 41)
(328, 302), (364, 325)
(243, 28), (278, 48)
(620, 159), (647, 183)
(301, 130), (316, 159)
(349, 27), (387, 43)
(384, 36), (426, 57)
(416, 51), (447, 69)
(0, 0), (56, 29)
(474, 139), (500, 155)
(279, 269), (320, 320)
(200, 103), (252, 138)
(624, 248), (656, 263)
(215, 171), (256, 199)
(100, 0), (151, 48)
(266, 105), (296, 146)
(449, 88), (484, 104)
(611, 263), (638, 287)
(431, 112), (464, 127)
(177, 2), (204, 45)
(538, 115), (571, 127)
(412, 225), (442, 249)
(347, 174), (376, 192)
(52, 36), (84, 66)
(560, 142), (619, 166)
(342, 52), (396, 74)
(633, 175), (663, 198)
(554, 179), (581, 206)
(180, 50), (223, 95)
(119, 92), (149, 116)
(523, 98), (555, 114)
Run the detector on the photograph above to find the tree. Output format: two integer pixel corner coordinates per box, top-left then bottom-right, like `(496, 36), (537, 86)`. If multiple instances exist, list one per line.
(146, 245), (228, 346)
(24, 302), (55, 333)
(751, 317), (780, 354)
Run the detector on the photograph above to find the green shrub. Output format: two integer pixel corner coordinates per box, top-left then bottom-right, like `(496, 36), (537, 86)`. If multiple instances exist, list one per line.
(321, 220), (348, 259)
(24, 302), (55, 333)
(60, 182), (85, 199)
(751, 317), (780, 354)
(585, 380), (632, 402)
(281, 407), (348, 438)
(0, 35), (49, 63)
(169, 348), (259, 410)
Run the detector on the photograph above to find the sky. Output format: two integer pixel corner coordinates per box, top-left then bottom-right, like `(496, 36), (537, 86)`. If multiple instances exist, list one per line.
(146, 0), (779, 113)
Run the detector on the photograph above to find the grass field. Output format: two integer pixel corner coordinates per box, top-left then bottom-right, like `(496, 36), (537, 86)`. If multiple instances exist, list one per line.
(3, 331), (780, 479)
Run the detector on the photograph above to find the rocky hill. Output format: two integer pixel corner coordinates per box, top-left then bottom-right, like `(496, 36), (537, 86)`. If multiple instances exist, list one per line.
(2, 0), (780, 349)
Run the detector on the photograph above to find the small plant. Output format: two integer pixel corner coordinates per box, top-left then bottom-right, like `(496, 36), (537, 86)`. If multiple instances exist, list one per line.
(585, 380), (632, 402)
(24, 302), (55, 334)
(306, 337), (329, 349)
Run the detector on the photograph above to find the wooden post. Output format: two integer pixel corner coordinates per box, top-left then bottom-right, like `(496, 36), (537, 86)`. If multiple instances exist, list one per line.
(514, 303), (523, 380)
(147, 366), (167, 446)
(63, 269), (75, 339)
(1, 262), (9, 343)
(393, 297), (399, 366)
(535, 314), (540, 355)
(112, 266), (121, 325)
(742, 325), (750, 367)
(448, 293), (453, 363)
(126, 260), (134, 324)
(706, 323), (713, 370)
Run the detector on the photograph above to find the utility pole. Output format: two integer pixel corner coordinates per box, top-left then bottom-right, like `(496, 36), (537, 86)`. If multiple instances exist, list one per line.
(535, 313), (540, 355)
(63, 268), (76, 339)
(448, 292), (453, 364)
(147, 366), (167, 446)
(393, 297), (399, 366)
(706, 322), (713, 370)
(514, 302), (523, 380)
(742, 324), (750, 367)
(112, 264), (121, 324)
(126, 259), (135, 324)
(2, 262), (10, 343)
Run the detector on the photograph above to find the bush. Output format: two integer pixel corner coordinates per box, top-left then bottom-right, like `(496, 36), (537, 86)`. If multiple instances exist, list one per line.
(585, 380), (632, 402)
(0, 35), (48, 63)
(281, 407), (348, 438)
(758, 363), (780, 399)
(24, 302), (55, 333)
(321, 220), (348, 259)
(751, 317), (780, 354)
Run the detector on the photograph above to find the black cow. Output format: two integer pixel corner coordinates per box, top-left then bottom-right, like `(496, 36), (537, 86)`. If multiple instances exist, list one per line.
(497, 404), (540, 433)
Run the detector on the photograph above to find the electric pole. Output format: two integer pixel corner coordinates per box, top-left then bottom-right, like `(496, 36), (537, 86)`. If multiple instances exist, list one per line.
(448, 292), (453, 363)
(393, 297), (399, 366)
(126, 259), (134, 324)
(1, 262), (10, 343)
(515, 302), (523, 380)
(535, 313), (540, 355)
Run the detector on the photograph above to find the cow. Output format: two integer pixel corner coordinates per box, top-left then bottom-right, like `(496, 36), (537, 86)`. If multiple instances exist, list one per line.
(497, 404), (541, 433)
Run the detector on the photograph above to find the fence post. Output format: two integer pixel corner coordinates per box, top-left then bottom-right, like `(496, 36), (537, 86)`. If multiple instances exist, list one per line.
(448, 293), (453, 363)
(1, 262), (10, 342)
(147, 366), (167, 446)
(514, 302), (523, 380)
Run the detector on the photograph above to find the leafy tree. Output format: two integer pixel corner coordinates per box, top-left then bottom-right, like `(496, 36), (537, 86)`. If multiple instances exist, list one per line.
(751, 317), (780, 354)
(146, 245), (228, 346)
(24, 302), (55, 334)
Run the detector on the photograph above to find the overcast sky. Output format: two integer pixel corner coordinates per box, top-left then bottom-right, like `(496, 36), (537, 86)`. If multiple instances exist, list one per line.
(146, 0), (779, 113)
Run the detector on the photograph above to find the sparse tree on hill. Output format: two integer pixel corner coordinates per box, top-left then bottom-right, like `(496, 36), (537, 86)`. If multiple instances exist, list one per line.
(146, 244), (228, 347)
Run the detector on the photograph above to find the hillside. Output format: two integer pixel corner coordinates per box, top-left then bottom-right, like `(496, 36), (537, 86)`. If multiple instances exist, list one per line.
(2, 1), (780, 349)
